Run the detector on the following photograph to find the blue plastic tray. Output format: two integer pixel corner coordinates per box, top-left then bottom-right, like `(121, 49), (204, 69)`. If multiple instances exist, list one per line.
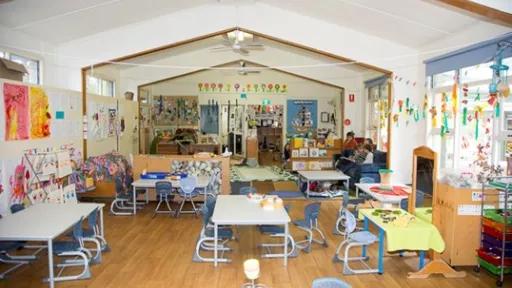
(140, 172), (170, 179)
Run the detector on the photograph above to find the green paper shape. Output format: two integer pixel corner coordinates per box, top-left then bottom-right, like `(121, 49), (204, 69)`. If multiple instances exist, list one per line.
(495, 102), (500, 117)
(241, 93), (247, 99)
(462, 107), (467, 126)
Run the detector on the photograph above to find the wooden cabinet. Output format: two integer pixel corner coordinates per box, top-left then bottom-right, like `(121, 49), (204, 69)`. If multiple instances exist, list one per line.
(246, 137), (258, 160)
(436, 183), (496, 266)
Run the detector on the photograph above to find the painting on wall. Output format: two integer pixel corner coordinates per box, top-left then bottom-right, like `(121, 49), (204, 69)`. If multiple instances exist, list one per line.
(200, 104), (219, 134)
(108, 108), (117, 137)
(30, 87), (51, 139)
(286, 100), (317, 135)
(152, 96), (199, 126)
(4, 83), (29, 140)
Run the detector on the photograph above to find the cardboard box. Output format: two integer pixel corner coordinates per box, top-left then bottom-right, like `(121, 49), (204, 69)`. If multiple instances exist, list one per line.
(0, 58), (28, 82)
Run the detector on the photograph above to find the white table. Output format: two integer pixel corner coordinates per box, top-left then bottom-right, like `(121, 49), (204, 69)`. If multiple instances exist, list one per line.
(211, 195), (290, 266)
(0, 203), (105, 288)
(131, 176), (210, 215)
(355, 183), (409, 206)
(298, 170), (350, 198)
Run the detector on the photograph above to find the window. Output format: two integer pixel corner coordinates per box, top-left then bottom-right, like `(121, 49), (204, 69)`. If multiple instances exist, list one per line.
(86, 75), (115, 97)
(0, 50), (41, 84)
(366, 80), (389, 152)
(428, 57), (512, 175)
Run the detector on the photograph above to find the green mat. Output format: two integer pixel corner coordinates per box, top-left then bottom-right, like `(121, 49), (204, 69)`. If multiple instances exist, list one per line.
(231, 166), (297, 182)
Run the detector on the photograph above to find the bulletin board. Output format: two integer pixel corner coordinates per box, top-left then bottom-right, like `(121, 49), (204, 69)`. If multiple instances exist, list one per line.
(151, 95), (199, 127)
(0, 79), (83, 216)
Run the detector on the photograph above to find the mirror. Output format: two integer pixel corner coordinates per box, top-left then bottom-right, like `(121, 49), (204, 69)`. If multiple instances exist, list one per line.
(409, 146), (438, 218)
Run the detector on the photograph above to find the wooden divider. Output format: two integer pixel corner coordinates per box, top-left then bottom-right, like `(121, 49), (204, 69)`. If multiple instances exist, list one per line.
(83, 154), (231, 200)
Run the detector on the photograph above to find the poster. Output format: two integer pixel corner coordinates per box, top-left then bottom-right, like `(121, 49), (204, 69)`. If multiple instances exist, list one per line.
(88, 103), (109, 139)
(3, 83), (29, 140)
(30, 87), (51, 139)
(200, 104), (219, 134)
(286, 100), (317, 135)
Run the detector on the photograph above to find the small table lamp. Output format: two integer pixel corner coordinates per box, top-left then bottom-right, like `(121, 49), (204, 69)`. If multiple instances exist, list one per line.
(242, 259), (266, 287)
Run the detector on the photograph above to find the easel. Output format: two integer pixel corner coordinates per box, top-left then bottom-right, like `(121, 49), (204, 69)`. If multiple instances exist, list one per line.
(407, 146), (466, 279)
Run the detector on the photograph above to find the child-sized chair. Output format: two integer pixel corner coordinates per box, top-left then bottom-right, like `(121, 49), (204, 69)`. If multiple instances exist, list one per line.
(293, 202), (327, 253)
(193, 196), (233, 263)
(0, 241), (31, 279)
(153, 181), (174, 217)
(83, 208), (110, 255)
(311, 277), (351, 288)
(258, 205), (298, 258)
(51, 217), (93, 282)
(239, 186), (257, 195)
(332, 209), (379, 275)
(110, 176), (137, 216)
(176, 176), (201, 217)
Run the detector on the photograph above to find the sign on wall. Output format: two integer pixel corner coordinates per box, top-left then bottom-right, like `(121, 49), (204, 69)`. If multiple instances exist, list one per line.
(286, 100), (317, 135)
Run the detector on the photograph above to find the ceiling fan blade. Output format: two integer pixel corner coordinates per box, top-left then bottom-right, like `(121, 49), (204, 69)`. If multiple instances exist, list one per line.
(245, 70), (261, 74)
(210, 46), (232, 51)
(238, 48), (250, 55)
(243, 43), (264, 48)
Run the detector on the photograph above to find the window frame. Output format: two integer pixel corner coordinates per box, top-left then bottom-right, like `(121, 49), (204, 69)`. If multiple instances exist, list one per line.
(86, 75), (115, 97)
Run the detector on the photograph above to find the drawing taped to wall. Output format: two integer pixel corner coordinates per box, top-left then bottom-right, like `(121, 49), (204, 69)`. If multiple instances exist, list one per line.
(29, 87), (52, 139)
(3, 83), (29, 141)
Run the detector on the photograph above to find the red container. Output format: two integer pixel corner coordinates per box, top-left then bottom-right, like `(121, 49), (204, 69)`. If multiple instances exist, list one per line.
(483, 224), (512, 241)
(478, 248), (512, 267)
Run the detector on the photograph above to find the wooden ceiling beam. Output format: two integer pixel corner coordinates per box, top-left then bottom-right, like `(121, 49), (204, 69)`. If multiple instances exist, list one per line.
(434, 0), (512, 27)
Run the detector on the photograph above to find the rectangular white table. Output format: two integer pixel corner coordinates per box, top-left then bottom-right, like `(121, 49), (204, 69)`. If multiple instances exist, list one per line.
(0, 203), (105, 288)
(131, 175), (210, 215)
(355, 183), (409, 206)
(298, 170), (350, 198)
(211, 195), (291, 266)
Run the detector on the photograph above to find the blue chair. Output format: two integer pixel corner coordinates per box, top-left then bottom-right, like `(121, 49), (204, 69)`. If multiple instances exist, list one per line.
(83, 207), (110, 258)
(312, 277), (351, 288)
(333, 209), (379, 275)
(0, 241), (30, 279)
(239, 186), (257, 195)
(259, 205), (298, 258)
(153, 181), (174, 217)
(51, 217), (92, 282)
(110, 176), (135, 216)
(293, 202), (327, 253)
(10, 204), (25, 214)
(400, 189), (425, 210)
(176, 176), (201, 217)
(193, 195), (233, 263)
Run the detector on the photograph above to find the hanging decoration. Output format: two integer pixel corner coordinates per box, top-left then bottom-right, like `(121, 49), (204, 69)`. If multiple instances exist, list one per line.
(197, 82), (288, 94)
(393, 114), (399, 127)
(4, 83), (29, 141)
(462, 83), (468, 126)
(474, 105), (484, 140)
(451, 77), (458, 116)
(422, 94), (428, 119)
(430, 106), (438, 128)
(398, 99), (404, 113)
(29, 87), (52, 139)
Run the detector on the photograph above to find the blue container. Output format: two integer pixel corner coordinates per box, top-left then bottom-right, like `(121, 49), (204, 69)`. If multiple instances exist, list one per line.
(140, 172), (170, 179)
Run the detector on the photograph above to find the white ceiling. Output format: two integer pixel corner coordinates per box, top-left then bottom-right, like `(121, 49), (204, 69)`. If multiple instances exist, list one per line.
(0, 0), (509, 48)
(91, 33), (383, 91)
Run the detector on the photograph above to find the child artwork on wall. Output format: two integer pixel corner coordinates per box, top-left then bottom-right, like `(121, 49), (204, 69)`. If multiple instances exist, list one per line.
(9, 162), (28, 204)
(28, 188), (46, 204)
(4, 83), (29, 140)
(46, 186), (63, 204)
(108, 108), (117, 137)
(30, 87), (51, 139)
(62, 184), (77, 204)
(57, 151), (72, 177)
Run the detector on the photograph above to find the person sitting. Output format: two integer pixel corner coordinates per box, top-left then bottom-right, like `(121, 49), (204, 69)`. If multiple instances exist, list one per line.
(343, 131), (358, 151)
(282, 142), (291, 168)
(364, 138), (375, 152)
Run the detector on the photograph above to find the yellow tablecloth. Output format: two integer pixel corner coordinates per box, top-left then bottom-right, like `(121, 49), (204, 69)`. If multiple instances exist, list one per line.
(359, 209), (445, 252)
(414, 207), (432, 223)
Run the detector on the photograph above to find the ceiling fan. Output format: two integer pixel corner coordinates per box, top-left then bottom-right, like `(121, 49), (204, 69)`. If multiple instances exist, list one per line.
(237, 61), (261, 75)
(210, 30), (264, 55)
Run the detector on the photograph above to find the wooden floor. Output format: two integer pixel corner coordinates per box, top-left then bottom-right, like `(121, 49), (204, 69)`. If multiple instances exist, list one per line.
(0, 198), (507, 288)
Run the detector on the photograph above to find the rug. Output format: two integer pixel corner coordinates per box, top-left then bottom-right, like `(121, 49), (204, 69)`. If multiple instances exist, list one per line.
(231, 166), (297, 182)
